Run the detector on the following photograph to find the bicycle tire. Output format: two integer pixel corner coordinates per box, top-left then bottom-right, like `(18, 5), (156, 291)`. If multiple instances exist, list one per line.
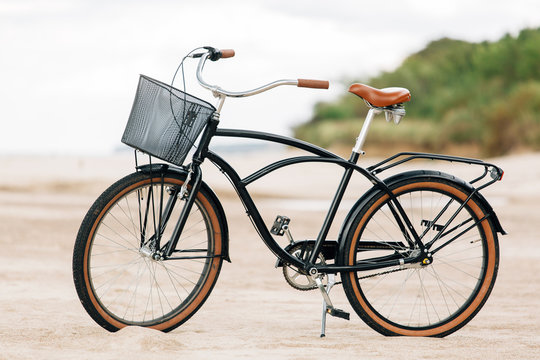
(340, 172), (499, 337)
(73, 171), (225, 332)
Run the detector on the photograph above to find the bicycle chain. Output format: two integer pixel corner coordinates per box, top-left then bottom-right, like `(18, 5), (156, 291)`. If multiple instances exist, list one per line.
(332, 266), (408, 286)
(284, 263), (407, 290)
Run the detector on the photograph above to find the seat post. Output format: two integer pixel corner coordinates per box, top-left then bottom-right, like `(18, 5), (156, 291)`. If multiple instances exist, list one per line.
(352, 108), (380, 156)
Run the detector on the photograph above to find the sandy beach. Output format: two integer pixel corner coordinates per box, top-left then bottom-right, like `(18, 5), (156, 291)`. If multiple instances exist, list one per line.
(0, 150), (539, 359)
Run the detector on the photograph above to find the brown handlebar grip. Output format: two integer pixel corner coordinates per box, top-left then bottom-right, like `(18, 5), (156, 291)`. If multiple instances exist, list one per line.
(220, 49), (235, 59)
(297, 79), (329, 89)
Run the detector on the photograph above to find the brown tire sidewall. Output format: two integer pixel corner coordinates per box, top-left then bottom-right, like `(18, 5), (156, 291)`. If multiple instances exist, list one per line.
(82, 176), (223, 331)
(345, 180), (498, 337)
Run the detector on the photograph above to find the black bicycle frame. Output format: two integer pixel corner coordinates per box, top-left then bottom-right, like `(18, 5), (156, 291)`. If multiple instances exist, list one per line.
(162, 116), (503, 274)
(157, 114), (422, 272)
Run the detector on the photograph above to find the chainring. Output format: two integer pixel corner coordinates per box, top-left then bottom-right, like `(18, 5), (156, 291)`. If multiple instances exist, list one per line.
(282, 243), (326, 291)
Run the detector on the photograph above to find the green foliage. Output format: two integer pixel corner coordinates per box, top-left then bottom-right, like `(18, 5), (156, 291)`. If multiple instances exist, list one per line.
(296, 28), (540, 156)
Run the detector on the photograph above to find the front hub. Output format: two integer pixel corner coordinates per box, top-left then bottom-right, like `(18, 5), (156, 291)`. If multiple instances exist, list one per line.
(139, 245), (162, 261)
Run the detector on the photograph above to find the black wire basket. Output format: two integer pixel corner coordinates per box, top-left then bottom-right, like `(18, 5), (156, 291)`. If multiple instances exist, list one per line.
(122, 75), (216, 166)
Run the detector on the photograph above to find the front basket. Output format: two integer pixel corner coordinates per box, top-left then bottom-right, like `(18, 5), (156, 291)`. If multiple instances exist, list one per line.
(121, 75), (216, 166)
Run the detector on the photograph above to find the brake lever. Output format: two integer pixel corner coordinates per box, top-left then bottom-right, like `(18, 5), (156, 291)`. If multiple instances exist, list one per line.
(189, 52), (206, 58)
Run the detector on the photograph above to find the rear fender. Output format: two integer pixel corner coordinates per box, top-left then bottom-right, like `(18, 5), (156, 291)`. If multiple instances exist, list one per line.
(337, 170), (506, 263)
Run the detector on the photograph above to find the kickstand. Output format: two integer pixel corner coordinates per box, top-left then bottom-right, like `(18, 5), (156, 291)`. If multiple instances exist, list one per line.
(320, 274), (336, 337)
(314, 272), (350, 338)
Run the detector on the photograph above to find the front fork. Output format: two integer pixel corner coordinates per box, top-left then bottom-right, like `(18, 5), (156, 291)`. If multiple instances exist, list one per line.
(158, 112), (220, 258)
(159, 165), (203, 258)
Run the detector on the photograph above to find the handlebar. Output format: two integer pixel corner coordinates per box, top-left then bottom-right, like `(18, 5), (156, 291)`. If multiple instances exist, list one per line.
(193, 47), (329, 99)
(297, 79), (330, 89)
(219, 49), (235, 59)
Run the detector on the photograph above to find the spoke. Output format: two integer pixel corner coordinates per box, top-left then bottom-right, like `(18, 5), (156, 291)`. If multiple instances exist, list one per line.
(162, 261), (207, 275)
(410, 191), (415, 234)
(436, 258), (481, 282)
(376, 206), (410, 250)
(383, 269), (416, 320)
(91, 244), (137, 257)
(436, 253), (483, 268)
(367, 268), (415, 317)
(436, 242), (482, 260)
(149, 264), (174, 316)
(91, 258), (142, 272)
(419, 198), (454, 242)
(108, 204), (145, 244)
(430, 220), (483, 255)
(153, 262), (167, 319)
(179, 229), (209, 247)
(122, 258), (146, 321)
(425, 263), (476, 300)
(159, 261), (185, 304)
(359, 268), (394, 293)
(426, 265), (457, 315)
(159, 265), (199, 288)
(116, 195), (140, 241)
(100, 259), (147, 314)
(97, 222), (140, 253)
(150, 185), (159, 249)
(420, 190), (424, 236)
(419, 269), (441, 323)
(140, 186), (154, 246)
(428, 190), (434, 243)
(142, 258), (154, 321)
(363, 214), (409, 252)
(92, 256), (143, 294)
(124, 193), (139, 245)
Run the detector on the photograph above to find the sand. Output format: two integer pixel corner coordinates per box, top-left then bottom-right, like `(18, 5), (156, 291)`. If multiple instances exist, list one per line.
(0, 151), (539, 359)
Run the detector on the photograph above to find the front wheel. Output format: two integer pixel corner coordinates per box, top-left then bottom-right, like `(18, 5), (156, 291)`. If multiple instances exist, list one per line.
(340, 172), (499, 337)
(73, 171), (225, 332)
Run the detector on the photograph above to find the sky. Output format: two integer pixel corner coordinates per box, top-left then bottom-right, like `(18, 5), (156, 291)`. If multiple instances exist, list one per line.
(2, 0), (540, 155)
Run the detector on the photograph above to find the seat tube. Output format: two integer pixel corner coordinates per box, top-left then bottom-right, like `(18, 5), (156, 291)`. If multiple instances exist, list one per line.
(308, 109), (380, 266)
(307, 165), (354, 266)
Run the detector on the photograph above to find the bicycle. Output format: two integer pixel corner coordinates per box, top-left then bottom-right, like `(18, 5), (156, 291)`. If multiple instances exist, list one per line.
(72, 46), (506, 337)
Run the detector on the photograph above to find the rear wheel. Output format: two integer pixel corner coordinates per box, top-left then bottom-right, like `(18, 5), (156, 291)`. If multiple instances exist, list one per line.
(341, 173), (499, 337)
(73, 171), (224, 332)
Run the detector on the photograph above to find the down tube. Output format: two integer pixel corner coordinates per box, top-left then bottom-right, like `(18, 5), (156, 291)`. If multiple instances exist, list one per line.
(205, 150), (306, 269)
(205, 150), (393, 271)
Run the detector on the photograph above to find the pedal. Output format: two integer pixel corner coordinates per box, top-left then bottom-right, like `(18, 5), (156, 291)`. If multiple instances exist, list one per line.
(327, 308), (350, 320)
(270, 215), (290, 236)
